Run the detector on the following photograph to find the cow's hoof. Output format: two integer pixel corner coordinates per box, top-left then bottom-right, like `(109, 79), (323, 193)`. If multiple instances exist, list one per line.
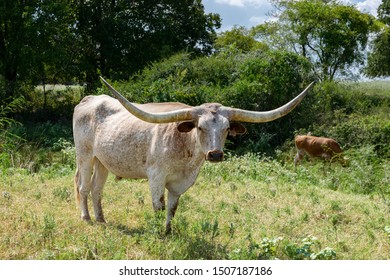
(82, 216), (92, 224)
(165, 225), (172, 235)
(96, 217), (107, 223)
(81, 215), (91, 221)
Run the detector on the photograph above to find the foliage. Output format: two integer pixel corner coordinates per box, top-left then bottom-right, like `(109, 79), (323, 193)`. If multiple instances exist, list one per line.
(0, 0), (221, 96)
(24, 85), (84, 122)
(214, 26), (268, 53)
(366, 26), (390, 78)
(378, 0), (390, 25)
(363, 0), (390, 78)
(0, 96), (25, 129)
(298, 81), (390, 158)
(0, 0), (77, 97)
(255, 0), (378, 81)
(284, 236), (336, 260)
(0, 121), (74, 173)
(107, 49), (312, 154)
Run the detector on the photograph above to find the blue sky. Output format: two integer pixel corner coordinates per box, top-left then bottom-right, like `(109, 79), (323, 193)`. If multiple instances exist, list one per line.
(203, 0), (382, 31)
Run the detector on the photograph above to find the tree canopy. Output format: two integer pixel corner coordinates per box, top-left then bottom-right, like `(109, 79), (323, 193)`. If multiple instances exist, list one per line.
(252, 0), (377, 81)
(2, 0), (390, 106)
(0, 0), (221, 97)
(366, 0), (390, 78)
(214, 25), (268, 53)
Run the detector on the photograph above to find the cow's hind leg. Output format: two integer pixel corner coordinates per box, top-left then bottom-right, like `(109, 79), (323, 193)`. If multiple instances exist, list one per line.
(75, 158), (94, 221)
(91, 159), (109, 223)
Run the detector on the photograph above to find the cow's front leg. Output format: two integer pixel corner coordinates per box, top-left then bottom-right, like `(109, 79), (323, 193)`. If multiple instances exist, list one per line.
(148, 175), (166, 212)
(294, 149), (305, 167)
(165, 191), (180, 234)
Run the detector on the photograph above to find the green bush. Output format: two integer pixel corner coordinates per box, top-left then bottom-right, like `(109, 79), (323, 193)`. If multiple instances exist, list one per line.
(292, 80), (390, 158)
(109, 50), (312, 155)
(22, 85), (84, 122)
(0, 121), (74, 173)
(2, 51), (389, 174)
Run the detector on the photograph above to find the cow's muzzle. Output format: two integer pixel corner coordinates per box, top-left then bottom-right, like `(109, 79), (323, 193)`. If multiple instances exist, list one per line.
(206, 150), (224, 162)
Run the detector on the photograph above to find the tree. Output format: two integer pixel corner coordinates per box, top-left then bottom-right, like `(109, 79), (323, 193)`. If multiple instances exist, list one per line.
(215, 26), (268, 53)
(0, 0), (77, 100)
(74, 0), (221, 90)
(252, 0), (377, 81)
(378, 0), (390, 24)
(0, 0), (38, 98)
(0, 0), (221, 97)
(366, 0), (390, 78)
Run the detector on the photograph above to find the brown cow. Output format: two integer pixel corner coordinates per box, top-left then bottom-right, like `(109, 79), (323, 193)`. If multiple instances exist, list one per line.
(294, 135), (346, 166)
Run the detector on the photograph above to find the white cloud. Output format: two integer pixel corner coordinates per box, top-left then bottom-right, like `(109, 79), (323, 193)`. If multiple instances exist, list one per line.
(215, 0), (270, 8)
(215, 0), (244, 7)
(249, 16), (266, 25)
(356, 0), (381, 16)
(341, 0), (381, 16)
(249, 14), (277, 25)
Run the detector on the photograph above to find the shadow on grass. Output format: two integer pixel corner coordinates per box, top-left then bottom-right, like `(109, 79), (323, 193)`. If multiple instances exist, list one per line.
(172, 235), (229, 259)
(114, 223), (145, 236)
(111, 222), (229, 259)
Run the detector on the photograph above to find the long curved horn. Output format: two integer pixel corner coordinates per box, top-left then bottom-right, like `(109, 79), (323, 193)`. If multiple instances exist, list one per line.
(100, 77), (194, 123)
(225, 82), (314, 123)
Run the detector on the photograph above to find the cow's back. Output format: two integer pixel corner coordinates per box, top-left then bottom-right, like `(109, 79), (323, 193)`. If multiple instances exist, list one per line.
(295, 135), (343, 157)
(73, 95), (198, 179)
(326, 139), (343, 154)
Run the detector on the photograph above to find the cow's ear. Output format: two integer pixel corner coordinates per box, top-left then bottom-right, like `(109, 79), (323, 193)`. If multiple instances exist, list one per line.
(177, 121), (196, 133)
(229, 123), (246, 136)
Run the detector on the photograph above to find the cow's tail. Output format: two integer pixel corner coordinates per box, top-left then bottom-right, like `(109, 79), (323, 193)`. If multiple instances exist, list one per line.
(74, 167), (81, 207)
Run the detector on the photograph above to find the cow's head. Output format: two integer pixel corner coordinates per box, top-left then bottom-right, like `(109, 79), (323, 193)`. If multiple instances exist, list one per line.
(100, 77), (313, 162)
(176, 104), (246, 162)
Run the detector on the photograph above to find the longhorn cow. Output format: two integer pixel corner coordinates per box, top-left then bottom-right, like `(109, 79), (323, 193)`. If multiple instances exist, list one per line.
(294, 135), (345, 166)
(73, 77), (313, 233)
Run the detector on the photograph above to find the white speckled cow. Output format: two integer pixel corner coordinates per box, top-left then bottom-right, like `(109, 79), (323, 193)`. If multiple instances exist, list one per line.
(73, 77), (313, 233)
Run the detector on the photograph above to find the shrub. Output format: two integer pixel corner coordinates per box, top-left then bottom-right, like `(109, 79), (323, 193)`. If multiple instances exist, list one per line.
(0, 122), (74, 173)
(284, 236), (336, 260)
(294, 81), (390, 158)
(111, 50), (312, 155)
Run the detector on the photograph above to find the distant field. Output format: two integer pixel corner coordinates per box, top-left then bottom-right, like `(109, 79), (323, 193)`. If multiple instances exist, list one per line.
(35, 84), (83, 92)
(346, 80), (390, 96)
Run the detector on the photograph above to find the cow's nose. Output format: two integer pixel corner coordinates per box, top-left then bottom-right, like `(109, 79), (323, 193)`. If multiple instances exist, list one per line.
(206, 150), (224, 162)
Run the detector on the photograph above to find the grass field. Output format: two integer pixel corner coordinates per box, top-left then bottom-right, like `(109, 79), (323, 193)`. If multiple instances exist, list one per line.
(1, 153), (389, 260)
(1, 80), (389, 260)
